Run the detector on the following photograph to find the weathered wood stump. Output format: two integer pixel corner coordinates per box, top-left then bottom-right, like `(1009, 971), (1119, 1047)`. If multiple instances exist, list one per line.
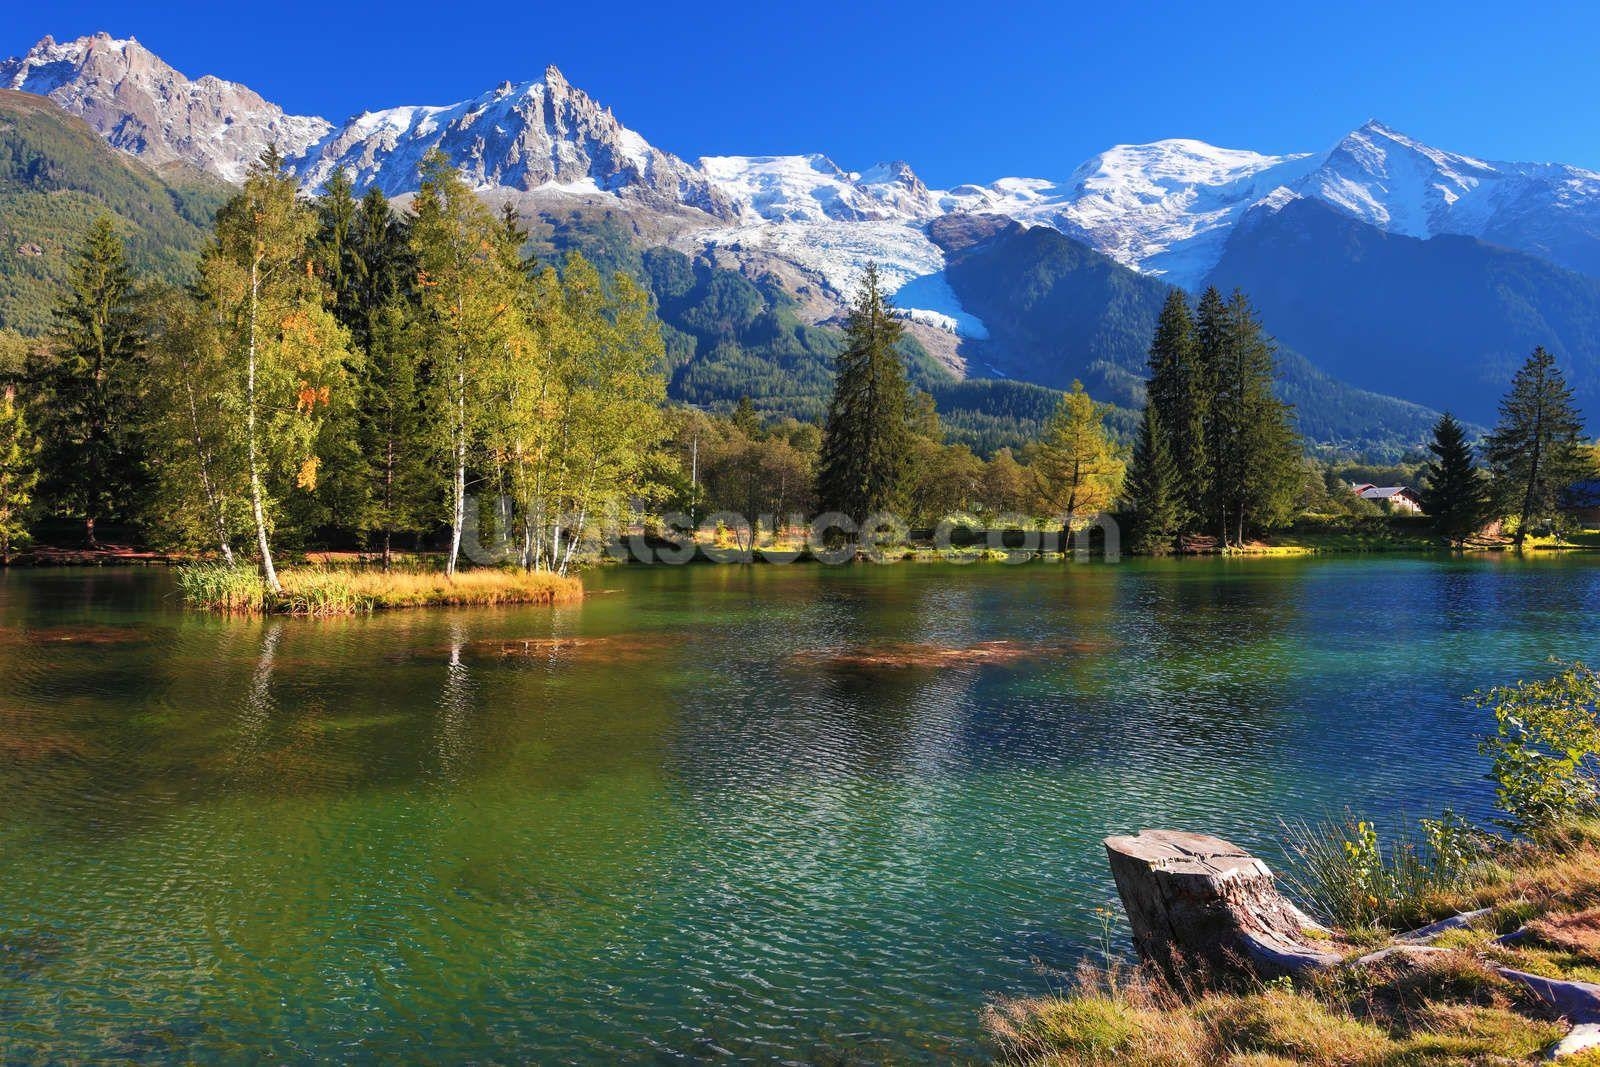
(1105, 829), (1341, 978)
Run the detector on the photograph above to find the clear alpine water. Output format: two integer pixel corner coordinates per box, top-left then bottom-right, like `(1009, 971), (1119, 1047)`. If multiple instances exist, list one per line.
(3, 557), (1598, 1062)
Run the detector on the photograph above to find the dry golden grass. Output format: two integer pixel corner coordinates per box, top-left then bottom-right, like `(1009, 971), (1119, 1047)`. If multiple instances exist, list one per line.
(180, 563), (583, 615)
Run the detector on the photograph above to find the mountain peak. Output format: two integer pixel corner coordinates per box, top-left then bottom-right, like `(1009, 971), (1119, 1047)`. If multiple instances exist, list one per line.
(544, 63), (567, 88)
(1, 32), (332, 181)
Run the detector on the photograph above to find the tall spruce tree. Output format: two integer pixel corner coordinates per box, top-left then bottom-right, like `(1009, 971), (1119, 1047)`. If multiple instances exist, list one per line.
(1485, 347), (1588, 550)
(1203, 289), (1300, 546)
(1123, 405), (1183, 555)
(0, 384), (38, 562)
(1146, 288), (1204, 529)
(315, 169), (361, 334)
(41, 216), (147, 545)
(816, 264), (911, 528)
(361, 304), (434, 569)
(312, 175), (421, 549)
(349, 187), (413, 349)
(1420, 412), (1490, 547)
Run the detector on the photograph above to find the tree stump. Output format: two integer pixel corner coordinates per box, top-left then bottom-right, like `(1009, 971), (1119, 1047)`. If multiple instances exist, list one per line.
(1104, 829), (1341, 979)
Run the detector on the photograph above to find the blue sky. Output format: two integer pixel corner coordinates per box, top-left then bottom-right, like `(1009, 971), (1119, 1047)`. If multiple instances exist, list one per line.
(9, 0), (1599, 186)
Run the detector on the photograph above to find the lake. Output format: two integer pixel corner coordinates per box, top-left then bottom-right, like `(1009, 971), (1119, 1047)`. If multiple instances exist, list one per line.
(2, 557), (1598, 1062)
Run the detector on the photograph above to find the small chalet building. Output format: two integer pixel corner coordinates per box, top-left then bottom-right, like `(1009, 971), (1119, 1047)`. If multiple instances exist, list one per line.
(1350, 483), (1423, 514)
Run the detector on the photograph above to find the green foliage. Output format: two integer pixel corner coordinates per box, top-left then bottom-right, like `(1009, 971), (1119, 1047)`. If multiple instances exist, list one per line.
(927, 378), (1078, 456)
(1202, 288), (1303, 544)
(1123, 407), (1183, 554)
(1131, 288), (1301, 548)
(307, 179), (425, 556)
(201, 147), (352, 588)
(900, 437), (986, 526)
(1486, 347), (1590, 550)
(1421, 412), (1490, 546)
(1146, 288), (1205, 525)
(1280, 811), (1495, 928)
(356, 304), (437, 564)
(0, 89), (225, 334)
(36, 216), (149, 540)
(0, 383), (38, 559)
(410, 150), (527, 574)
(817, 265), (912, 525)
(140, 286), (248, 561)
(676, 407), (817, 541)
(1475, 661), (1600, 832)
(527, 254), (670, 573)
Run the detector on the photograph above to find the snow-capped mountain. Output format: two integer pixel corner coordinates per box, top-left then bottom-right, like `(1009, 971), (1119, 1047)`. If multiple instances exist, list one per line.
(11, 32), (1600, 344)
(298, 67), (733, 216)
(1290, 120), (1600, 277)
(0, 32), (330, 182)
(1, 33), (733, 217)
(699, 154), (943, 224)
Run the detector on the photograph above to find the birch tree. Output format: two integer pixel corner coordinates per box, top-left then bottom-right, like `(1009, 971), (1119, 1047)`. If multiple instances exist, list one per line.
(524, 255), (666, 574)
(143, 288), (245, 563)
(199, 147), (349, 590)
(408, 151), (525, 576)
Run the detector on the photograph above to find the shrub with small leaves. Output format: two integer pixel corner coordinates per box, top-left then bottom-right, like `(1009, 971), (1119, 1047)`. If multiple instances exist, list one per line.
(1475, 661), (1600, 832)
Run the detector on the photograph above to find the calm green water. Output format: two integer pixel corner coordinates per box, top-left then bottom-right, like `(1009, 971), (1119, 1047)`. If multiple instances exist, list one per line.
(2, 557), (1598, 1062)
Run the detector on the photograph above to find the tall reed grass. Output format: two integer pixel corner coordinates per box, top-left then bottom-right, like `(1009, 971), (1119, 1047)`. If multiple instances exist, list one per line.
(177, 563), (582, 615)
(1279, 811), (1496, 929)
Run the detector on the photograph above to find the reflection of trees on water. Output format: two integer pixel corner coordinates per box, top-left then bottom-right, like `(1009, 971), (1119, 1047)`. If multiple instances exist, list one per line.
(433, 621), (477, 784)
(228, 620), (282, 776)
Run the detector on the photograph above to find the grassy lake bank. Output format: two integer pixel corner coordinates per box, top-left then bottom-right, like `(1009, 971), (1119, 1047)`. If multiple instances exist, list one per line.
(991, 822), (1600, 1066)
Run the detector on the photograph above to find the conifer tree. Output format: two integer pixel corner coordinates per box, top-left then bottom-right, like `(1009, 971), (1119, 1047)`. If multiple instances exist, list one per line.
(0, 384), (38, 562)
(361, 304), (434, 569)
(41, 215), (147, 545)
(349, 186), (413, 348)
(1123, 405), (1183, 555)
(1420, 412), (1490, 547)
(200, 147), (350, 592)
(1203, 289), (1300, 545)
(1032, 380), (1124, 529)
(817, 264), (911, 528)
(1145, 288), (1204, 528)
(315, 169), (361, 333)
(732, 396), (761, 438)
(1485, 347), (1589, 550)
